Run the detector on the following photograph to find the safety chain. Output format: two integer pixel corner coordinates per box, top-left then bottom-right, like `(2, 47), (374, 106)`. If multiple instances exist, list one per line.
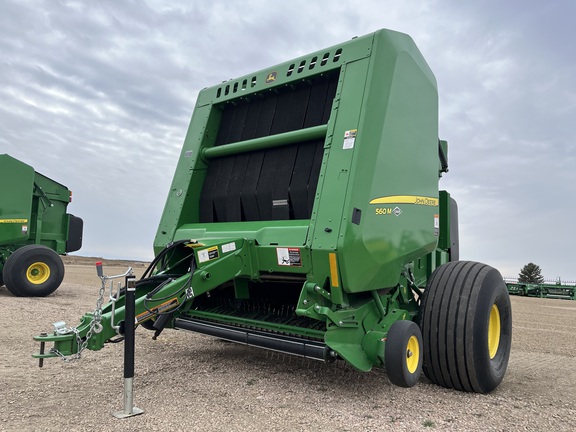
(50, 274), (109, 361)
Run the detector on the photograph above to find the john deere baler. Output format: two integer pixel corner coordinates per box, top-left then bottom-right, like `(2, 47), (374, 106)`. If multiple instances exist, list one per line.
(0, 154), (83, 296)
(34, 29), (511, 393)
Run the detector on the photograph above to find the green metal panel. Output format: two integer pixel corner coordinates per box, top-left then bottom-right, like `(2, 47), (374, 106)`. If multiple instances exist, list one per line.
(0, 155), (34, 245)
(31, 172), (72, 254)
(154, 103), (216, 252)
(325, 30), (439, 293)
(194, 34), (373, 107)
(437, 190), (451, 251)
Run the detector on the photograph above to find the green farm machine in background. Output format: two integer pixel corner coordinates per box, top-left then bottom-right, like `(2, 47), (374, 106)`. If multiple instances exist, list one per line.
(34, 29), (512, 393)
(0, 154), (83, 296)
(507, 279), (576, 300)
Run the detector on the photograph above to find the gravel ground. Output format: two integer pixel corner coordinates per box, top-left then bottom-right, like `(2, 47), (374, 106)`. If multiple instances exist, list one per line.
(1, 259), (576, 431)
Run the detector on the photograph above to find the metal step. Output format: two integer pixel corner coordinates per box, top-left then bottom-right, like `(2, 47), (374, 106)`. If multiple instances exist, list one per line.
(174, 317), (333, 361)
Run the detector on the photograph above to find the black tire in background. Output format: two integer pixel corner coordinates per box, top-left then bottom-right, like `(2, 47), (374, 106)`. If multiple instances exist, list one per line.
(418, 261), (512, 393)
(3, 245), (65, 297)
(0, 268), (4, 287)
(385, 319), (423, 388)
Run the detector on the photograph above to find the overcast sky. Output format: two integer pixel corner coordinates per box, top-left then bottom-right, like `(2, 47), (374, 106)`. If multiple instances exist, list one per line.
(1, 0), (575, 281)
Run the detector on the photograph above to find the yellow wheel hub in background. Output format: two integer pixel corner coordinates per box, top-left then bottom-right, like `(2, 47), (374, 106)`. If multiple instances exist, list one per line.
(26, 262), (50, 285)
(488, 304), (501, 359)
(406, 335), (420, 373)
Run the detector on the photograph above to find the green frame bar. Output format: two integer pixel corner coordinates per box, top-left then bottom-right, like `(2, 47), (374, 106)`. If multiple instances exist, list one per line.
(202, 124), (328, 159)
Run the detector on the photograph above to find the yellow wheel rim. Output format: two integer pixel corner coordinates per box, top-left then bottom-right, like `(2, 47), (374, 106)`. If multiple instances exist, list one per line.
(406, 335), (420, 373)
(26, 262), (51, 285)
(488, 304), (501, 359)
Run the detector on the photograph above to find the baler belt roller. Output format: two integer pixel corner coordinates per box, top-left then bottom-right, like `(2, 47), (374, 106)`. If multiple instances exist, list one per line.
(174, 317), (332, 361)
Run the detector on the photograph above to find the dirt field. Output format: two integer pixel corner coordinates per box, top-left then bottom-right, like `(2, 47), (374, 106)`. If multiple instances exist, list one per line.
(1, 259), (576, 431)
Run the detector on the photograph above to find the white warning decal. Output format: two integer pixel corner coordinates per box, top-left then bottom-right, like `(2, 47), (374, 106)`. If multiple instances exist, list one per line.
(343, 129), (357, 149)
(221, 242), (236, 253)
(276, 247), (302, 267)
(198, 246), (219, 263)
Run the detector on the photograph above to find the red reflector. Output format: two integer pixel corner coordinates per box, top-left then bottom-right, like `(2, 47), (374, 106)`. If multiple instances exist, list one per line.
(96, 262), (103, 278)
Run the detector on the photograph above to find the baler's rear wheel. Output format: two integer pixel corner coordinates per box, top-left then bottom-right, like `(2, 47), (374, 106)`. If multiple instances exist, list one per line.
(419, 261), (511, 393)
(385, 320), (423, 388)
(2, 245), (65, 297)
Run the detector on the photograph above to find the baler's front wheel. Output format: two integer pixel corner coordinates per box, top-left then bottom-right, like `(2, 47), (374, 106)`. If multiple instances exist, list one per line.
(419, 261), (512, 393)
(3, 245), (65, 297)
(385, 320), (423, 388)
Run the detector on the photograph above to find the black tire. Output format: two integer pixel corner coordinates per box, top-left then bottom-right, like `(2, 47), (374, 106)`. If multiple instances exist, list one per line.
(0, 270), (4, 287)
(419, 261), (512, 393)
(3, 245), (65, 297)
(385, 320), (423, 388)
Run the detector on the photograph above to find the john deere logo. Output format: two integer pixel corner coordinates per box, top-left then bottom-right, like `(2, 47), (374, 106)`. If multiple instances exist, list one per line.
(265, 71), (277, 84)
